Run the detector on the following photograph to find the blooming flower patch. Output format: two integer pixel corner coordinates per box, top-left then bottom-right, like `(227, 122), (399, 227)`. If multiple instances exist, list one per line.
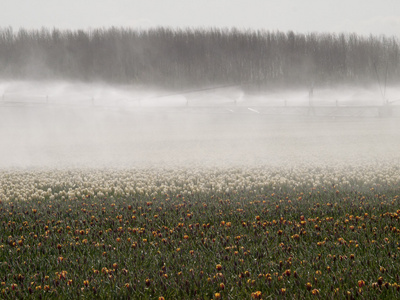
(0, 165), (400, 298)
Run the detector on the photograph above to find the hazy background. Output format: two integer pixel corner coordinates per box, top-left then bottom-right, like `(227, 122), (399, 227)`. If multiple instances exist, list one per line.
(1, 1), (400, 170)
(1, 80), (400, 169)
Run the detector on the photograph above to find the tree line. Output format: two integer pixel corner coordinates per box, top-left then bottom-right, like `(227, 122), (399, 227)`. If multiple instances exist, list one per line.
(0, 27), (399, 89)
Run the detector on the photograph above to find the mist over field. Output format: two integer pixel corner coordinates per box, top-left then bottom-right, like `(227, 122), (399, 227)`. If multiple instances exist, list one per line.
(0, 27), (399, 170)
(1, 79), (400, 170)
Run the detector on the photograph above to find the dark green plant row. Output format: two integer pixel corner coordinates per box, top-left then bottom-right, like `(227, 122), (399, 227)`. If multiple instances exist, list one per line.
(1, 183), (400, 299)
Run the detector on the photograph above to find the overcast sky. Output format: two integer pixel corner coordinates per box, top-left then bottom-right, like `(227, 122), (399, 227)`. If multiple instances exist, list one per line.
(1, 0), (400, 38)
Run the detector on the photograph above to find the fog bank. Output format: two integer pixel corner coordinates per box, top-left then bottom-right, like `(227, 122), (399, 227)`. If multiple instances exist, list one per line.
(1, 80), (400, 170)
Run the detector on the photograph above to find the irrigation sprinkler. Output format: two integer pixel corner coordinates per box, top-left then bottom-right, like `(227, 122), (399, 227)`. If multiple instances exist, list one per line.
(374, 62), (390, 106)
(248, 108), (259, 114)
(308, 84), (315, 116)
(309, 83), (314, 105)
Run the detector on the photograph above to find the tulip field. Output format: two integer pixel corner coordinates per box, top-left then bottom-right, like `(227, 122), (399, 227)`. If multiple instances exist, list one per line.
(1, 165), (400, 299)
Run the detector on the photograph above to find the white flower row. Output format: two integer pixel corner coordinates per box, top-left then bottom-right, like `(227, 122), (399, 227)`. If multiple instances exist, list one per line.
(1, 162), (399, 202)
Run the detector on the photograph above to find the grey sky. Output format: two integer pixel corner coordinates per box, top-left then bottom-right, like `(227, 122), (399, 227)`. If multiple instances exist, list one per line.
(1, 0), (400, 37)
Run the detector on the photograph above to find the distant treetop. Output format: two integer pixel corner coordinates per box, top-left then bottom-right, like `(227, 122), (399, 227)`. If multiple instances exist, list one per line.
(0, 27), (398, 89)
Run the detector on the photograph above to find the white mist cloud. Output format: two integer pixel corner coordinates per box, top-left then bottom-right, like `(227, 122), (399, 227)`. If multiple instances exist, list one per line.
(1, 80), (400, 169)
